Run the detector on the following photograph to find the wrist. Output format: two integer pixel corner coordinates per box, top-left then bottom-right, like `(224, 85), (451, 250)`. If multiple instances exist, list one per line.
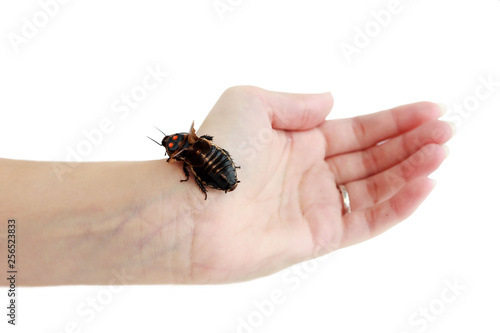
(126, 159), (199, 284)
(75, 159), (199, 285)
(0, 158), (197, 285)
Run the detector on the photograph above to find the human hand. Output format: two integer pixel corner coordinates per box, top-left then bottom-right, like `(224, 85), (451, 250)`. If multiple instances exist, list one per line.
(0, 86), (452, 286)
(169, 86), (453, 283)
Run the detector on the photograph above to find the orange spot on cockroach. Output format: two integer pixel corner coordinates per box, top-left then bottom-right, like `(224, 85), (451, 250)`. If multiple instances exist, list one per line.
(173, 135), (178, 140)
(168, 142), (174, 148)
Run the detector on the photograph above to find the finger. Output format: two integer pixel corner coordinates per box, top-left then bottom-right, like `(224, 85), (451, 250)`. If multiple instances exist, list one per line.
(345, 143), (447, 211)
(340, 177), (435, 248)
(321, 102), (445, 156)
(329, 120), (454, 184)
(261, 88), (334, 130)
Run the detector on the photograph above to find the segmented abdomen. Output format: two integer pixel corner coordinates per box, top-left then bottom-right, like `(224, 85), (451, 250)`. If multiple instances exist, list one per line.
(192, 145), (238, 191)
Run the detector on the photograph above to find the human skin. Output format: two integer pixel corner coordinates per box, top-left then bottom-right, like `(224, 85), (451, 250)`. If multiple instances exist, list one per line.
(0, 86), (453, 286)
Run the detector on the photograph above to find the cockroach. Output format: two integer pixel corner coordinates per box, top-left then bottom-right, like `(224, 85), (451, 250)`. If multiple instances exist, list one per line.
(148, 122), (240, 200)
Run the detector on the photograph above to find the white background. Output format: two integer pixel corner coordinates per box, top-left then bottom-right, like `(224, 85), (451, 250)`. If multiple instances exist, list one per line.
(1, 0), (499, 332)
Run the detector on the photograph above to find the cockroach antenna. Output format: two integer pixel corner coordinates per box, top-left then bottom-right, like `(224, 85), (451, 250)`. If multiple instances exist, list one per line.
(147, 136), (162, 146)
(155, 126), (167, 137)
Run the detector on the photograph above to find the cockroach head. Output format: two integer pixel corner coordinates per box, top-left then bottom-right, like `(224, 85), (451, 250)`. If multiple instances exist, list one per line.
(149, 122), (198, 158)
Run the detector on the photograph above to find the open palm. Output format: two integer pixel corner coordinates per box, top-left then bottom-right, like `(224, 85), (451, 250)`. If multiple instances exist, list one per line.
(185, 86), (452, 283)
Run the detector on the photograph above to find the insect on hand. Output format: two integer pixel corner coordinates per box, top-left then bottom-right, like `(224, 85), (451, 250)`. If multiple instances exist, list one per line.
(148, 122), (240, 200)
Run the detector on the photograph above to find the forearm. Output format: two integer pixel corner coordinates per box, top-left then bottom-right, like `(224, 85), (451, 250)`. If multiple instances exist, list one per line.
(0, 158), (195, 286)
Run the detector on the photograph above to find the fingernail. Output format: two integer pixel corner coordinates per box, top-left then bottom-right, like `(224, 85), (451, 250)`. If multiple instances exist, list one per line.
(442, 145), (450, 157)
(429, 178), (437, 188)
(446, 121), (458, 137)
(437, 103), (447, 116)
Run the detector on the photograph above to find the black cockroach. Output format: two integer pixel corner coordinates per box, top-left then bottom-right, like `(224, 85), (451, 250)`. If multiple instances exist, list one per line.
(148, 122), (240, 200)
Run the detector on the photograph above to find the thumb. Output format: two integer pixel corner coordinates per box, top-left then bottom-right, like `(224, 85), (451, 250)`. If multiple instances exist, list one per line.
(261, 88), (334, 130)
